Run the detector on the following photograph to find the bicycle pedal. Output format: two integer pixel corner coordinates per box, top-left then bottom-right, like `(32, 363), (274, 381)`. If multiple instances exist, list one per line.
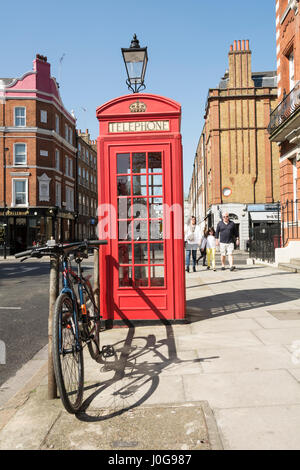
(101, 344), (115, 358)
(90, 315), (101, 321)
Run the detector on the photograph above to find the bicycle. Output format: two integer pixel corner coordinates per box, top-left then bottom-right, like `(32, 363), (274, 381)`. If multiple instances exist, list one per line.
(16, 239), (113, 414)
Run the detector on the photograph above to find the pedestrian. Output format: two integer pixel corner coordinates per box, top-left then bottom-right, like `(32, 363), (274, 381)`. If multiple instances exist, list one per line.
(215, 211), (239, 271)
(184, 216), (201, 272)
(206, 227), (216, 271)
(198, 229), (207, 266)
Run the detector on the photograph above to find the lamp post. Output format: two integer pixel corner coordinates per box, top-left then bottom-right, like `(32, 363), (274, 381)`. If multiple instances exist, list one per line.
(121, 34), (148, 93)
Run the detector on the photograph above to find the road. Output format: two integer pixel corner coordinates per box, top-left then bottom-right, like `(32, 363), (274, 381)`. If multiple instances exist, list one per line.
(0, 258), (94, 387)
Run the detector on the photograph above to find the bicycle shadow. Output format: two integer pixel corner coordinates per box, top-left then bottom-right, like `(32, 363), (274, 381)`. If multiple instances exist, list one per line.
(77, 288), (217, 422)
(77, 326), (218, 422)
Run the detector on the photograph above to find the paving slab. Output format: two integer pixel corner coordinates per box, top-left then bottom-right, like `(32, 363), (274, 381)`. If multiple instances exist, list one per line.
(183, 369), (300, 409)
(197, 345), (297, 373)
(190, 318), (260, 333)
(41, 402), (214, 451)
(215, 405), (300, 450)
(176, 330), (263, 351)
(253, 328), (300, 346)
(255, 316), (300, 329)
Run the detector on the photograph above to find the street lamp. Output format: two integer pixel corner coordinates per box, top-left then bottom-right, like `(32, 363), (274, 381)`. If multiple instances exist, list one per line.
(121, 34), (148, 93)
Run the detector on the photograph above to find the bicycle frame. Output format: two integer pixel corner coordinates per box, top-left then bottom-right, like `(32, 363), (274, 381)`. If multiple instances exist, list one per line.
(59, 256), (83, 354)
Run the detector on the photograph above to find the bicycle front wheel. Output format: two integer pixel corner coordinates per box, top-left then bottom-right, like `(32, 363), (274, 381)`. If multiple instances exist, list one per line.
(52, 293), (84, 414)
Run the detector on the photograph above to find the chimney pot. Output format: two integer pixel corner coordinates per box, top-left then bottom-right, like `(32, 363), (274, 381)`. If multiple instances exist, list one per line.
(230, 44), (233, 52)
(246, 39), (249, 50)
(238, 40), (241, 51)
(242, 40), (245, 51)
(234, 40), (237, 51)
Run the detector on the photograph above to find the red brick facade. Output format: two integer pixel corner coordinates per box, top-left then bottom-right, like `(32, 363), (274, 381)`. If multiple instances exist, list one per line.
(269, 0), (300, 244)
(0, 55), (77, 253)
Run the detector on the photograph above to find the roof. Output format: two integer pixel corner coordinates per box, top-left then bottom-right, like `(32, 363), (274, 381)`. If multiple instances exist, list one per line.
(218, 70), (277, 89)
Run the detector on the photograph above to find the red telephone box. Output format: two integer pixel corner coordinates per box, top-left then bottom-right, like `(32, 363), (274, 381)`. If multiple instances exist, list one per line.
(96, 93), (185, 322)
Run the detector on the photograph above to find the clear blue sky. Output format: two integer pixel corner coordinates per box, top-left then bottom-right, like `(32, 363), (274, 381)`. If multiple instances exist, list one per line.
(1, 0), (276, 193)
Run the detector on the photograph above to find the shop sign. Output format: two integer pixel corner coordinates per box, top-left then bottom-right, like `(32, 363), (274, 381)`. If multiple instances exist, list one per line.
(250, 211), (280, 221)
(58, 212), (75, 220)
(109, 120), (170, 133)
(0, 209), (30, 216)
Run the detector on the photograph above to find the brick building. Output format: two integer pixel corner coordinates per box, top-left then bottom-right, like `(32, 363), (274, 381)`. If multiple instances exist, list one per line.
(76, 129), (98, 240)
(0, 55), (77, 254)
(189, 40), (280, 250)
(268, 0), (300, 259)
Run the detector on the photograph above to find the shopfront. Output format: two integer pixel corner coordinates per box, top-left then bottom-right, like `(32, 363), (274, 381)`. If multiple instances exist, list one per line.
(0, 208), (75, 255)
(96, 94), (185, 322)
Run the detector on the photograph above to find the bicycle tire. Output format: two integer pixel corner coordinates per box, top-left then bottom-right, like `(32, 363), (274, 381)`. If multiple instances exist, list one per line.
(82, 282), (101, 361)
(52, 293), (84, 414)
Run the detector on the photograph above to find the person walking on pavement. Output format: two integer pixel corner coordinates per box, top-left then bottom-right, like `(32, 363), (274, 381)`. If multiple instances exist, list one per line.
(215, 212), (239, 271)
(198, 228), (207, 267)
(185, 216), (201, 272)
(206, 227), (217, 271)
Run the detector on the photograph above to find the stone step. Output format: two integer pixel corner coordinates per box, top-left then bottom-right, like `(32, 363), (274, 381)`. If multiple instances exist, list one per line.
(278, 263), (300, 273)
(290, 258), (300, 266)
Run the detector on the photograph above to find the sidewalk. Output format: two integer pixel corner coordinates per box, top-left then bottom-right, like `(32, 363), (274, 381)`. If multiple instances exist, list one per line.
(1, 262), (300, 450)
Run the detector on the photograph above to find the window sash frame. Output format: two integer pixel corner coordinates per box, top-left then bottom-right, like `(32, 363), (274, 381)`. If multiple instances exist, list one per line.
(14, 107), (26, 127)
(12, 178), (28, 206)
(13, 143), (27, 166)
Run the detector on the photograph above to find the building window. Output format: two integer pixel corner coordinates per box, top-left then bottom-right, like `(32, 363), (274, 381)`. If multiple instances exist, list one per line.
(66, 186), (74, 211)
(40, 110), (47, 123)
(13, 179), (28, 206)
(38, 173), (51, 202)
(78, 193), (82, 215)
(65, 124), (68, 140)
(55, 114), (60, 134)
(14, 107), (26, 127)
(289, 51), (294, 92)
(65, 156), (73, 177)
(14, 143), (27, 165)
(55, 149), (60, 171)
(68, 127), (73, 145)
(56, 181), (61, 207)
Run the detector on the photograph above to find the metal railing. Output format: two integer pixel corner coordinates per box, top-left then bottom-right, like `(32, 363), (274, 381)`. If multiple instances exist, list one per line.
(268, 81), (300, 134)
(281, 199), (300, 246)
(249, 223), (281, 263)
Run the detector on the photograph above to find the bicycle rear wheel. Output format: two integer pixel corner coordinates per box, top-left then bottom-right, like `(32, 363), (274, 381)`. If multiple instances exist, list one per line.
(82, 283), (101, 360)
(52, 293), (84, 414)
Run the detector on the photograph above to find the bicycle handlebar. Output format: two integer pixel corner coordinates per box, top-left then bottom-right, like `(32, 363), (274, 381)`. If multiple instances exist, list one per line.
(15, 249), (36, 259)
(15, 239), (108, 260)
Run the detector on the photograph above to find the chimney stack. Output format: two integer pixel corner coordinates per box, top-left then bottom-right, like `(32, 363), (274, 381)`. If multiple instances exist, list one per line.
(228, 40), (254, 89)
